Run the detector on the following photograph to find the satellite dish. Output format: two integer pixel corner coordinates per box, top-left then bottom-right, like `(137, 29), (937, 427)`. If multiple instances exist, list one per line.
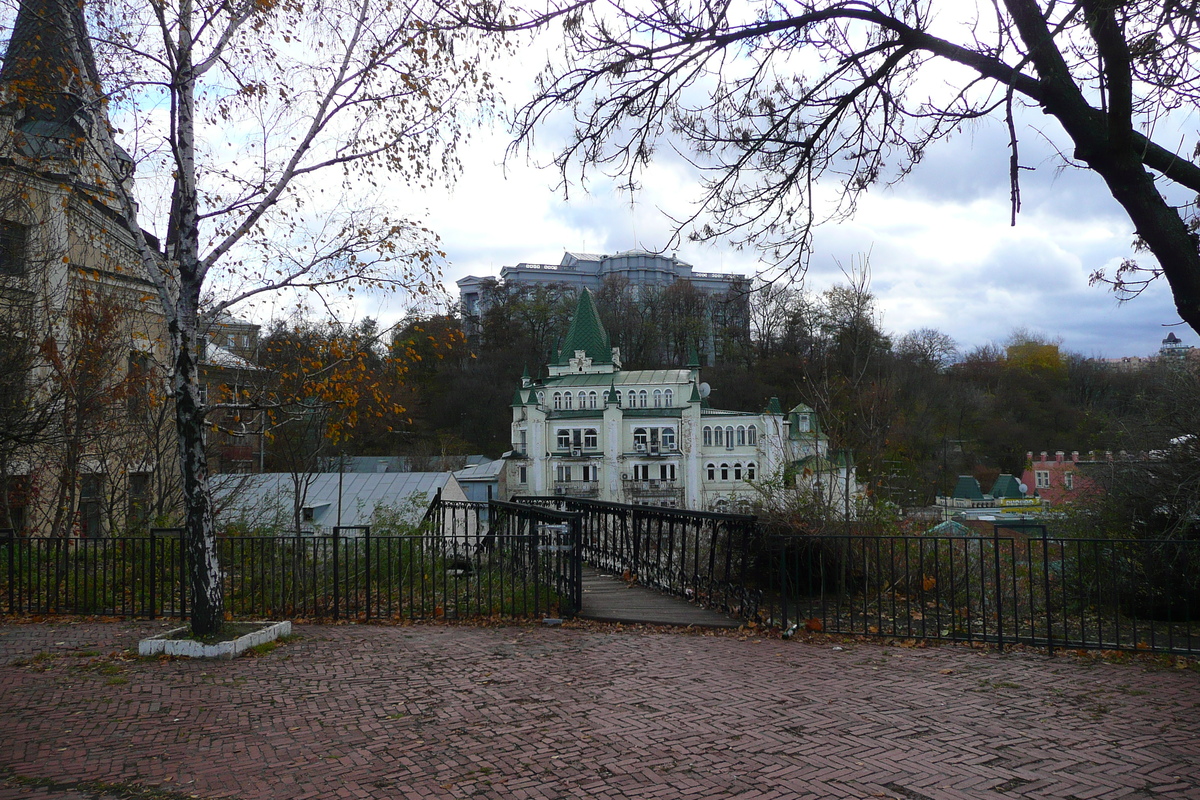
(1018, 482), (1029, 495)
(698, 382), (711, 398)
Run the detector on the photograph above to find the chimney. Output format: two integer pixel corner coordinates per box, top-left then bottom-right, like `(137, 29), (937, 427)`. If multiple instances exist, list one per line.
(1055, 450), (1065, 463)
(1026, 451), (1034, 463)
(1105, 450), (1113, 462)
(1071, 451), (1079, 462)
(1040, 451), (1048, 463)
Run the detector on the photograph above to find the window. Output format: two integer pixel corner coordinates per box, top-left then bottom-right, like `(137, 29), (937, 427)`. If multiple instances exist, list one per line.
(537, 391), (545, 406)
(553, 392), (562, 410)
(653, 389), (662, 407)
(797, 413), (811, 432)
(79, 475), (102, 537)
(737, 426), (746, 446)
(584, 429), (598, 449)
(659, 464), (676, 482)
(128, 473), (151, 528)
(633, 464), (650, 481)
(633, 428), (648, 449)
(638, 389), (648, 407)
(747, 425), (757, 446)
(664, 389), (673, 407)
(615, 390), (622, 407)
(734, 463), (743, 480)
(518, 466), (528, 484)
(725, 427), (734, 449)
(518, 429), (527, 451)
(578, 391), (587, 408)
(747, 462), (756, 480)
(1035, 470), (1050, 489)
(557, 429), (571, 449)
(556, 464), (572, 482)
(714, 499), (729, 512)
(564, 392), (573, 410)
(1064, 472), (1075, 490)
(302, 507), (315, 522)
(0, 220), (27, 276)
(720, 463), (729, 481)
(661, 428), (676, 450)
(588, 390), (598, 409)
(703, 426), (712, 447)
(714, 426), (723, 447)
(706, 463), (716, 481)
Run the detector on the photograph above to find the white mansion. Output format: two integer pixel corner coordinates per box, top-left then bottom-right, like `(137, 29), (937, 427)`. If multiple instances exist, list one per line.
(507, 289), (836, 510)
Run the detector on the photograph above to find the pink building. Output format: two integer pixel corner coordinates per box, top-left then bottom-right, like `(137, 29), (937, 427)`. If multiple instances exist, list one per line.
(1019, 450), (1107, 507)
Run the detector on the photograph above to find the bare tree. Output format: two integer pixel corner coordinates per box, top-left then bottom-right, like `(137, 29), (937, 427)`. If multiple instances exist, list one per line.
(0, 0), (494, 633)
(485, 1), (1200, 333)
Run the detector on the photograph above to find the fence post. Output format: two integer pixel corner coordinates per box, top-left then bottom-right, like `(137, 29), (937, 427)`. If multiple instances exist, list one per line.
(992, 524), (1004, 652)
(1041, 526), (1053, 656)
(179, 529), (187, 620)
(4, 528), (13, 615)
(333, 527), (341, 621)
(364, 526), (371, 621)
(149, 530), (156, 620)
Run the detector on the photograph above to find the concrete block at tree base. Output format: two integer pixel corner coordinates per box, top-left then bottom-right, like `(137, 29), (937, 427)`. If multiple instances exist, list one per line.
(139, 621), (291, 659)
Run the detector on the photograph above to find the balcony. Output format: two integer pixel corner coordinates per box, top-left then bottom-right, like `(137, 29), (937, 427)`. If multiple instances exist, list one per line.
(553, 481), (600, 498)
(622, 479), (682, 498)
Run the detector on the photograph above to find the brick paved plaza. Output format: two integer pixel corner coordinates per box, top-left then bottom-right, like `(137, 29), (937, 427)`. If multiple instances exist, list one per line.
(1, 620), (1197, 800)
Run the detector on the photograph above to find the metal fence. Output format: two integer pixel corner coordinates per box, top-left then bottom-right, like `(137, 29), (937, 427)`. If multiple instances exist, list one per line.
(764, 526), (1200, 655)
(512, 496), (762, 619)
(0, 501), (582, 621)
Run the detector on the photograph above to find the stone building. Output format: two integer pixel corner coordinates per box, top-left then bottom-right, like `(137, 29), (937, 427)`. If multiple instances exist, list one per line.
(506, 289), (848, 511)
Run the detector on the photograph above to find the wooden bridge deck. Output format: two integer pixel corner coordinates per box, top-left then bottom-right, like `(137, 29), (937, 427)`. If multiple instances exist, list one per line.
(576, 566), (742, 628)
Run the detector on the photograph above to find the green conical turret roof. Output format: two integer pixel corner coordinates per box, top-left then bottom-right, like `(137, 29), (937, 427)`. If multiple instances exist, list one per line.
(557, 288), (611, 365)
(511, 388), (525, 407)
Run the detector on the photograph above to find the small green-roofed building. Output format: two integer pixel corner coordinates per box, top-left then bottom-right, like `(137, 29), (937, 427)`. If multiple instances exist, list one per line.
(952, 476), (985, 500)
(990, 474), (1024, 499)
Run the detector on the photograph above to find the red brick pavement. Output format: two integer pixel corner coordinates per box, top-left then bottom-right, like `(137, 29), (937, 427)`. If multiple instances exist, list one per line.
(0, 620), (1196, 800)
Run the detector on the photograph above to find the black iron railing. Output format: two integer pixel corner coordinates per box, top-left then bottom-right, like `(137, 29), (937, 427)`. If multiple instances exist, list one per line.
(512, 496), (762, 619)
(765, 527), (1200, 654)
(0, 500), (582, 621)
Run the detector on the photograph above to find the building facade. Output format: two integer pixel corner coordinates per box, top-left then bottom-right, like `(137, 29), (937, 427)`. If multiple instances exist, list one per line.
(506, 289), (834, 511)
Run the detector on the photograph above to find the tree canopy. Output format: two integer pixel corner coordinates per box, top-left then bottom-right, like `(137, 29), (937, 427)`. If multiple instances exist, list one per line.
(486, 1), (1200, 332)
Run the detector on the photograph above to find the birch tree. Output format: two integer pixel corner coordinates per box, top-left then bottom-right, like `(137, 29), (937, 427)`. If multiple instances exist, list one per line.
(6, 0), (495, 634)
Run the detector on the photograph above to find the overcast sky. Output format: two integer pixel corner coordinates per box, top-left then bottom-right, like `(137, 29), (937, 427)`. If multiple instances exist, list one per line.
(342, 16), (1194, 362)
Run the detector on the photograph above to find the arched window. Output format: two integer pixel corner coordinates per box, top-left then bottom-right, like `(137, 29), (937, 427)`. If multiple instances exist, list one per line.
(747, 462), (756, 480)
(653, 389), (662, 407)
(747, 425), (757, 446)
(588, 390), (598, 409)
(638, 389), (648, 407)
(537, 392), (545, 407)
(662, 428), (676, 450)
(714, 426), (723, 447)
(553, 392), (562, 410)
(706, 463), (716, 481)
(664, 388), (673, 407)
(633, 428), (648, 448)
(715, 499), (729, 512)
(720, 463), (729, 481)
(584, 429), (598, 449)
(577, 391), (586, 407)
(737, 426), (746, 446)
(725, 427), (735, 449)
(615, 390), (622, 407)
(564, 392), (573, 410)
(734, 462), (743, 480)
(703, 426), (712, 447)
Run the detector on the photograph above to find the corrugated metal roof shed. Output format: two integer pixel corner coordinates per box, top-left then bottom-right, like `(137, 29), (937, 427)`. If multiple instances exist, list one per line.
(214, 472), (460, 532)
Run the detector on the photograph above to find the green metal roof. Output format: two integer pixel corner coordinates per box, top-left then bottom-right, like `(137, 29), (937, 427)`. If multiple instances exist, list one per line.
(990, 474), (1024, 499)
(511, 389), (525, 407)
(928, 520), (973, 537)
(952, 476), (984, 500)
(545, 369), (693, 387)
(621, 407), (684, 418)
(556, 288), (611, 365)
